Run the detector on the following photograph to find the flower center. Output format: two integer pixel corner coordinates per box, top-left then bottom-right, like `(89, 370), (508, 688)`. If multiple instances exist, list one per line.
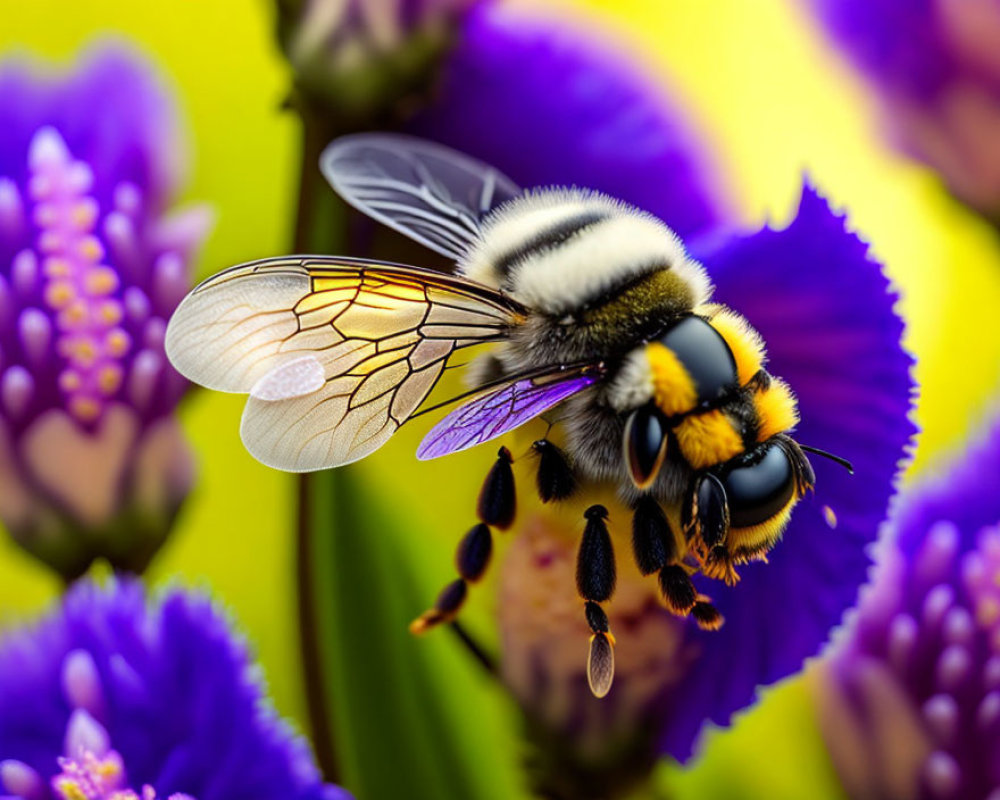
(28, 128), (130, 423)
(52, 748), (134, 800)
(49, 746), (194, 800)
(963, 526), (1000, 650)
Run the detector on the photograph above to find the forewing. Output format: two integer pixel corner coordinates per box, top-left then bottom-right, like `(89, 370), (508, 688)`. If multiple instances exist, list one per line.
(321, 133), (522, 261)
(165, 256), (521, 471)
(416, 371), (598, 460)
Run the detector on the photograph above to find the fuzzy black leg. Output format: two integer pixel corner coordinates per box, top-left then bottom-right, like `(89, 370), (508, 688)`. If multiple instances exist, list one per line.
(410, 522), (496, 634)
(411, 451), (511, 634)
(658, 564), (697, 616)
(631, 496), (722, 626)
(532, 439), (577, 502)
(576, 504), (617, 698)
(682, 472), (730, 549)
(577, 505), (616, 602)
(691, 595), (724, 630)
(478, 446), (516, 529)
(456, 522), (492, 581)
(631, 495), (676, 575)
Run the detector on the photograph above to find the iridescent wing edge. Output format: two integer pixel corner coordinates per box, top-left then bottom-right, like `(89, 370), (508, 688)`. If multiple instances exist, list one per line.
(416, 369), (600, 460)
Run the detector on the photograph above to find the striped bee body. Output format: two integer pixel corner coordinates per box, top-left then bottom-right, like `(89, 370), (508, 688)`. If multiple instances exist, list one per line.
(457, 190), (814, 577)
(166, 135), (847, 697)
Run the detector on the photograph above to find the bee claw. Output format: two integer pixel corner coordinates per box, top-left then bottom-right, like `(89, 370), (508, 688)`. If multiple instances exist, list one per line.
(692, 599), (724, 630)
(702, 545), (740, 585)
(587, 632), (615, 698)
(411, 577), (467, 635)
(409, 610), (445, 635)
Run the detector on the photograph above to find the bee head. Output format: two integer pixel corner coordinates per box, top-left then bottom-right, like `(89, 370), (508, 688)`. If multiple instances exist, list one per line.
(681, 435), (818, 576)
(613, 315), (741, 489)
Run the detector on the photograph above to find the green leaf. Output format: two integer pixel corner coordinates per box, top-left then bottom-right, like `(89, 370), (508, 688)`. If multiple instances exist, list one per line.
(301, 467), (526, 800)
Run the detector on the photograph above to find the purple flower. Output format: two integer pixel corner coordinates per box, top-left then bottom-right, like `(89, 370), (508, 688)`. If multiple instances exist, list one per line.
(0, 46), (210, 578)
(816, 414), (1000, 800)
(391, 2), (913, 784)
(807, 0), (1000, 218)
(0, 578), (350, 800)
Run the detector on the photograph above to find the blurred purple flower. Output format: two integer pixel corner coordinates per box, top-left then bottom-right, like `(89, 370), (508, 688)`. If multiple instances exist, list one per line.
(0, 578), (350, 800)
(0, 46), (210, 578)
(807, 0), (1000, 218)
(407, 5), (724, 242)
(817, 414), (1000, 800)
(405, 3), (914, 788)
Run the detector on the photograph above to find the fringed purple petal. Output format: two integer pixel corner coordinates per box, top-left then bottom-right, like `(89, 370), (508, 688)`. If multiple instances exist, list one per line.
(0, 579), (349, 800)
(656, 184), (916, 760)
(408, 4), (724, 240)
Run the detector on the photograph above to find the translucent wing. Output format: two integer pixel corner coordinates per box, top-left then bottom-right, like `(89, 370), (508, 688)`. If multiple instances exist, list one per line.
(416, 370), (599, 460)
(321, 133), (522, 260)
(165, 256), (524, 472)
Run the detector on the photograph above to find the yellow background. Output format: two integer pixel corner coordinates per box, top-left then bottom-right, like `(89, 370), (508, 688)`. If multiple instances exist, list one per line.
(2, 1), (999, 798)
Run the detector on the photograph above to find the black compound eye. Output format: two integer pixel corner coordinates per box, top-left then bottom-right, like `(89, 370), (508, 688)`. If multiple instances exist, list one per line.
(623, 403), (668, 489)
(658, 316), (738, 404)
(722, 442), (796, 529)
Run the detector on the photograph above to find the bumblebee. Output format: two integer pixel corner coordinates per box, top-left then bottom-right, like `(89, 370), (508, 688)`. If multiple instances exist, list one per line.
(165, 134), (849, 698)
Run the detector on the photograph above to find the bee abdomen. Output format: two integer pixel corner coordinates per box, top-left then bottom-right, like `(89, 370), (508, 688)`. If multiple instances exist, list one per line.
(459, 189), (711, 316)
(491, 208), (611, 277)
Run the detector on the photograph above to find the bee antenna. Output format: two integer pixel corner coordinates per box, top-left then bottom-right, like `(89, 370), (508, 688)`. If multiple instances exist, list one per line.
(799, 444), (854, 475)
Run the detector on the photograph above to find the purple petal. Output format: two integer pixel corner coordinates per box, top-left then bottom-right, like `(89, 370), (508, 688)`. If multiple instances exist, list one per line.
(408, 4), (724, 240)
(0, 43), (180, 214)
(657, 184), (916, 760)
(417, 374), (596, 460)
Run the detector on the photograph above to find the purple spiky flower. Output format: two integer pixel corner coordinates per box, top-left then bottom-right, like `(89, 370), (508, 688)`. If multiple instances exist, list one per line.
(0, 46), (210, 578)
(817, 414), (1000, 800)
(0, 578), (351, 800)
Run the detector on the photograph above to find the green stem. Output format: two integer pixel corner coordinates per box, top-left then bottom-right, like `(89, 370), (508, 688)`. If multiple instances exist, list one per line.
(448, 620), (498, 676)
(290, 101), (518, 800)
(292, 105), (347, 782)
